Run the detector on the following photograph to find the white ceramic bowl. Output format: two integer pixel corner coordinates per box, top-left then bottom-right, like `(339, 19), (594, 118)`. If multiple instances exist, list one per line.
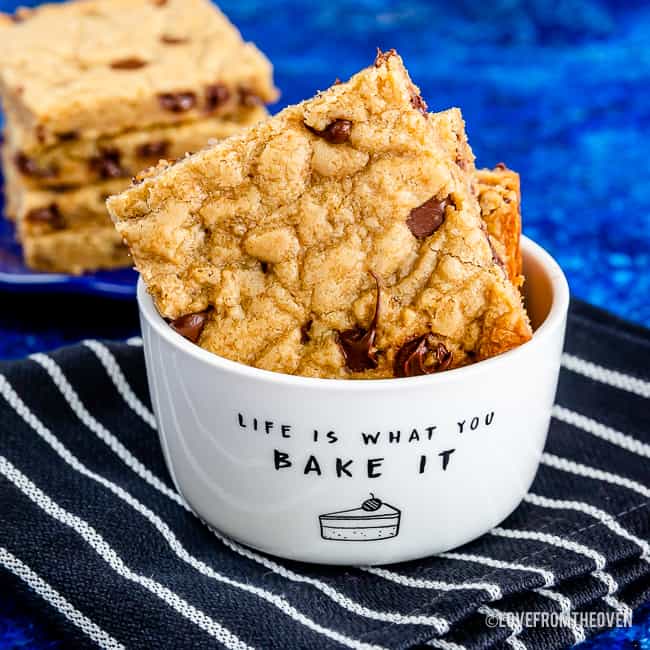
(138, 235), (569, 565)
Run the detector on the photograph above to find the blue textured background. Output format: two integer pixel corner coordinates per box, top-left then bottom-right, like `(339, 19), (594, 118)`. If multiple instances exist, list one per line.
(1, 0), (649, 647)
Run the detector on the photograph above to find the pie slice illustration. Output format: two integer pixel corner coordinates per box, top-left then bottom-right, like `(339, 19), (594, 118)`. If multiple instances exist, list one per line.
(319, 494), (401, 542)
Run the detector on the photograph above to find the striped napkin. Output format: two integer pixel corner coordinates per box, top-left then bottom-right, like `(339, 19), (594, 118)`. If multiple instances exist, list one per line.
(1, 299), (648, 650)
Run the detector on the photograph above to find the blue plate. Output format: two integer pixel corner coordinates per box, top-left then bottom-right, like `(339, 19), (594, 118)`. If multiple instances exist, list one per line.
(0, 182), (137, 298)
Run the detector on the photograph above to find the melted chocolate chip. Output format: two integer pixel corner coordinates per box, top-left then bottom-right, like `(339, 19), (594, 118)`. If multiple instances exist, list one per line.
(300, 319), (313, 344)
(205, 83), (231, 111)
(110, 58), (148, 70)
(57, 130), (79, 142)
(306, 119), (352, 144)
(25, 204), (64, 229)
(260, 261), (269, 273)
(158, 91), (197, 112)
(238, 88), (263, 107)
(136, 140), (169, 158)
(374, 47), (397, 67)
(406, 197), (448, 239)
(160, 34), (188, 44)
(487, 235), (505, 270)
(169, 310), (209, 343)
(338, 274), (380, 372)
(11, 8), (31, 22)
(394, 335), (452, 378)
(14, 152), (58, 178)
(89, 148), (128, 179)
(410, 90), (428, 115)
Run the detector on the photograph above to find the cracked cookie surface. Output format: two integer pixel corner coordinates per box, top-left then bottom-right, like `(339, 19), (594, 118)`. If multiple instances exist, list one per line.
(108, 51), (532, 378)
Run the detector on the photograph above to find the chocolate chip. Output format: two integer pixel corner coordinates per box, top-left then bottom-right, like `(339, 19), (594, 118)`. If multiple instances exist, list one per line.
(495, 162), (507, 170)
(333, 78), (342, 85)
(394, 335), (452, 378)
(479, 221), (505, 270)
(169, 310), (209, 343)
(238, 88), (263, 107)
(136, 140), (169, 158)
(374, 48), (397, 67)
(338, 273), (380, 372)
(300, 319), (313, 344)
(260, 261), (269, 273)
(89, 148), (128, 179)
(323, 119), (352, 144)
(160, 35), (188, 45)
(57, 130), (79, 142)
(25, 204), (64, 229)
(410, 90), (428, 115)
(14, 152), (58, 178)
(11, 8), (31, 22)
(158, 91), (197, 112)
(205, 83), (231, 111)
(406, 197), (448, 239)
(488, 236), (505, 270)
(110, 58), (148, 70)
(307, 119), (352, 144)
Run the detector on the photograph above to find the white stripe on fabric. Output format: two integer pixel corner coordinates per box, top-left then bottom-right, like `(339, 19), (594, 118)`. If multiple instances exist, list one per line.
(541, 453), (650, 499)
(125, 337), (143, 347)
(29, 354), (183, 507)
(427, 639), (467, 650)
(562, 353), (650, 399)
(82, 341), (157, 430)
(0, 546), (125, 650)
(0, 372), (419, 647)
(439, 552), (585, 643)
(0, 456), (250, 650)
(524, 493), (650, 561)
(361, 567), (502, 600)
(490, 528), (632, 617)
(438, 552), (555, 587)
(477, 605), (527, 650)
(208, 529), (448, 633)
(552, 405), (650, 459)
(536, 589), (586, 643)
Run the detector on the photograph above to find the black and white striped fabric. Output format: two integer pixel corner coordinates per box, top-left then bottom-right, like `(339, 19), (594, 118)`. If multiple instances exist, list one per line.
(1, 299), (648, 650)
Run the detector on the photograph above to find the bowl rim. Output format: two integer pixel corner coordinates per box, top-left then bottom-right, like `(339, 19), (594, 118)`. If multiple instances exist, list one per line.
(137, 235), (569, 391)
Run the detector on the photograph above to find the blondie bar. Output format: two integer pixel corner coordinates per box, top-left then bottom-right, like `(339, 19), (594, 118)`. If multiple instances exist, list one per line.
(4, 156), (128, 272)
(476, 165), (523, 286)
(7, 106), (267, 189)
(108, 51), (531, 379)
(0, 0), (278, 149)
(23, 226), (130, 275)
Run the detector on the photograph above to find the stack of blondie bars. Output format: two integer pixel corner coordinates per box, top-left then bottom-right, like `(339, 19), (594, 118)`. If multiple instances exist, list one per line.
(0, 0), (277, 274)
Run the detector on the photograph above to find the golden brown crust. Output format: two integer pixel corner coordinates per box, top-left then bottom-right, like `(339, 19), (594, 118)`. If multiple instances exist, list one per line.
(475, 165), (523, 286)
